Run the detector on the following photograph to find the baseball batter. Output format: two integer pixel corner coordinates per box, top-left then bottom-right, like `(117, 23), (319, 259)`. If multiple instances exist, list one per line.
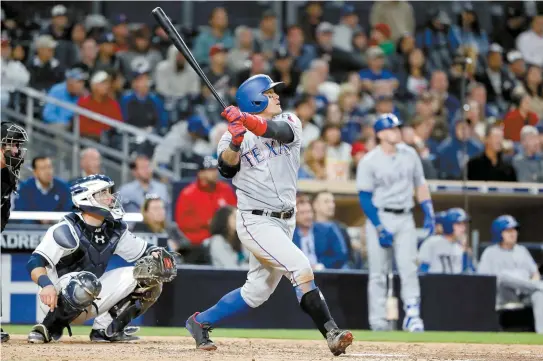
(418, 208), (474, 274)
(356, 114), (435, 332)
(185, 74), (353, 356)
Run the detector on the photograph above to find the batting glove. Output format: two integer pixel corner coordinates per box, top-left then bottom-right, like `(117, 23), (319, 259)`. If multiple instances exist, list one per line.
(221, 106), (244, 123)
(228, 120), (246, 149)
(423, 216), (435, 237)
(376, 225), (394, 248)
(221, 105), (268, 136)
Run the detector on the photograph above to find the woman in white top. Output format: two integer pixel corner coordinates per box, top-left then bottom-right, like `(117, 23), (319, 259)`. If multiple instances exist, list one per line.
(207, 206), (249, 269)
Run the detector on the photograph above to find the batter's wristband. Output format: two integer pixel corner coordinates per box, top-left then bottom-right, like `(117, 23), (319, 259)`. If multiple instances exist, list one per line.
(229, 142), (241, 152)
(38, 275), (53, 288)
(243, 113), (268, 136)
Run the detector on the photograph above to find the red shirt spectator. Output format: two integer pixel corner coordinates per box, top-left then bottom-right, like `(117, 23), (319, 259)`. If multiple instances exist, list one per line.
(77, 71), (123, 140)
(175, 156), (236, 245)
(503, 94), (539, 142)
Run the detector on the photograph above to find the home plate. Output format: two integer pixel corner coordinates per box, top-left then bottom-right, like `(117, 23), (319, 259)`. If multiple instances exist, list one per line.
(343, 353), (409, 358)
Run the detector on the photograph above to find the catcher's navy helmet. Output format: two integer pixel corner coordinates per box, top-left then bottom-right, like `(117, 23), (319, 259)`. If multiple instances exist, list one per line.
(236, 74), (283, 114)
(373, 113), (402, 133)
(491, 215), (519, 243)
(442, 208), (469, 235)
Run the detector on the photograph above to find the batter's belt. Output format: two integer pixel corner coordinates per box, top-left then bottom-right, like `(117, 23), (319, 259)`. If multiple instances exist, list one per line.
(251, 208), (294, 220)
(381, 207), (413, 215)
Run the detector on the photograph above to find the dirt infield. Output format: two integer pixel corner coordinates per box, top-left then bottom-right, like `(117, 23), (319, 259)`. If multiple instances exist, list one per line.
(2, 335), (543, 361)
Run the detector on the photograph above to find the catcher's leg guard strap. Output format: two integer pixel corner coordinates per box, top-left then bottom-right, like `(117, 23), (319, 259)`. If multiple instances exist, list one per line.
(105, 297), (143, 337)
(300, 288), (338, 338)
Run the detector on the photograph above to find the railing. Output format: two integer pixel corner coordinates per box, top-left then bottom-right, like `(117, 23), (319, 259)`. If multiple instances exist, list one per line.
(4, 86), (183, 184)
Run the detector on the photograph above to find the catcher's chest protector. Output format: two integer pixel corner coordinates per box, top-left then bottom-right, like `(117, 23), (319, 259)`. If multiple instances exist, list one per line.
(56, 213), (126, 278)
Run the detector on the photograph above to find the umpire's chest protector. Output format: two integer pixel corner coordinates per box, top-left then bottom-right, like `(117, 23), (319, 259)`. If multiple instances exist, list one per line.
(56, 213), (126, 278)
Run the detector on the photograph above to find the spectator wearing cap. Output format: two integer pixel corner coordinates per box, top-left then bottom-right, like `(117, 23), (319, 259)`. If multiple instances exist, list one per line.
(299, 1), (323, 45)
(451, 5), (489, 57)
(503, 93), (539, 142)
(270, 48), (301, 103)
(42, 64), (89, 128)
(435, 118), (483, 180)
(416, 10), (458, 73)
(203, 44), (234, 105)
(369, 23), (395, 56)
(359, 46), (398, 96)
(475, 43), (515, 114)
(333, 4), (359, 53)
(227, 26), (254, 74)
(322, 123), (352, 180)
(522, 65), (543, 119)
(253, 10), (282, 60)
(467, 125), (517, 182)
(1, 36), (30, 109)
(507, 50), (526, 84)
(120, 67), (168, 132)
(284, 25), (317, 72)
(112, 14), (130, 53)
(77, 70), (123, 141)
(516, 13), (543, 67)
(491, 3), (530, 52)
(192, 7), (234, 66)
(28, 35), (63, 92)
(370, 0), (415, 42)
(429, 70), (461, 125)
(175, 155), (237, 245)
(42, 5), (71, 41)
(95, 33), (120, 72)
(118, 27), (163, 82)
(155, 44), (201, 99)
(513, 125), (543, 182)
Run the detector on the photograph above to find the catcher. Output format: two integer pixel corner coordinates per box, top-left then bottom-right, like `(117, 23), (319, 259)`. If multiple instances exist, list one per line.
(26, 174), (177, 343)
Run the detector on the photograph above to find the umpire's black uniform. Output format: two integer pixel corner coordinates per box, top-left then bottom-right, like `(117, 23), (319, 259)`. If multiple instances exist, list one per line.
(1, 167), (18, 231)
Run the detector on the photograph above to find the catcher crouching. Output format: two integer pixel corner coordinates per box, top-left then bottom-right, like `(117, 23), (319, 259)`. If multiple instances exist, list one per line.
(26, 174), (177, 343)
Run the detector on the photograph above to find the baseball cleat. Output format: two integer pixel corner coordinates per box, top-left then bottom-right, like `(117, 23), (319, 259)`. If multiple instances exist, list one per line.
(1, 328), (9, 343)
(403, 317), (425, 332)
(186, 312), (217, 351)
(28, 324), (52, 344)
(90, 328), (140, 342)
(326, 328), (353, 356)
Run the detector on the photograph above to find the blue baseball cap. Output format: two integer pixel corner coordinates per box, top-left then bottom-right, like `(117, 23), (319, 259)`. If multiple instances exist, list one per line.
(66, 66), (89, 81)
(98, 32), (115, 45)
(187, 115), (211, 138)
(341, 4), (356, 17)
(112, 14), (128, 26)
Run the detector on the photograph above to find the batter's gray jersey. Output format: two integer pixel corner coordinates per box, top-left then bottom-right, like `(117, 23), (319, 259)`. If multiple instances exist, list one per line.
(356, 143), (426, 209)
(418, 235), (465, 274)
(218, 112), (302, 212)
(478, 244), (538, 279)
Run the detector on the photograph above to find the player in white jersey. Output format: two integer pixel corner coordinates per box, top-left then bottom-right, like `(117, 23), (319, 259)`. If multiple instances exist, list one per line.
(185, 74), (353, 356)
(418, 208), (474, 274)
(356, 114), (436, 332)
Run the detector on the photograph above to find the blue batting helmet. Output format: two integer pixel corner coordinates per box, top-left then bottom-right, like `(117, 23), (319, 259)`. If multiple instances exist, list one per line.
(441, 208), (470, 235)
(373, 113), (402, 133)
(236, 74), (284, 114)
(491, 215), (519, 243)
(435, 211), (447, 226)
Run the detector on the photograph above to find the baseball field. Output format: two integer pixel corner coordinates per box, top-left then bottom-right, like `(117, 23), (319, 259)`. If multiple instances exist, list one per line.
(1, 325), (542, 361)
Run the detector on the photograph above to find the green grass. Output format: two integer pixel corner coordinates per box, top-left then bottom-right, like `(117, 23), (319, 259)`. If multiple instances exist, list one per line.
(4, 325), (542, 345)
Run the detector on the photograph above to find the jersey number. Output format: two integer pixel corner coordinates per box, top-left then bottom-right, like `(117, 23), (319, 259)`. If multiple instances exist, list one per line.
(438, 255), (454, 274)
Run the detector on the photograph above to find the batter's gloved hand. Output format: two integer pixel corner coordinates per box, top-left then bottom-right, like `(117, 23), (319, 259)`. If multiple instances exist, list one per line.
(376, 225), (394, 248)
(221, 105), (268, 136)
(228, 120), (247, 147)
(221, 106), (244, 124)
(423, 216), (435, 237)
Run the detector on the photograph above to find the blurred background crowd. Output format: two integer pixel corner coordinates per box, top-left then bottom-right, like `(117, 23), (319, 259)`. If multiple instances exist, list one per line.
(1, 1), (543, 270)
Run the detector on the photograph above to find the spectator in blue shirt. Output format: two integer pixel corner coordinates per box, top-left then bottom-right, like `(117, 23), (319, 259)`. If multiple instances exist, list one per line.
(284, 25), (317, 72)
(359, 46), (398, 96)
(192, 7), (234, 67)
(293, 199), (349, 270)
(15, 156), (73, 220)
(42, 64), (89, 128)
(120, 68), (168, 133)
(435, 119), (484, 180)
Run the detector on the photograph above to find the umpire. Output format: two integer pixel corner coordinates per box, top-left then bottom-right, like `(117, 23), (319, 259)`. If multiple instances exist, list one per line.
(1, 121), (29, 342)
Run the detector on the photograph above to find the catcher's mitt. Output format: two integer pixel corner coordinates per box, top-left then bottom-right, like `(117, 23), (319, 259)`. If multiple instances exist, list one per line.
(133, 248), (177, 286)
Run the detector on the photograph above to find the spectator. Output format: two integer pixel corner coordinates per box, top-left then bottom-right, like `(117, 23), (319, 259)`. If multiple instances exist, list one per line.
(120, 67), (168, 132)
(478, 215), (542, 334)
(270, 48), (301, 102)
(451, 5), (489, 57)
(467, 125), (517, 181)
(410, 92), (446, 152)
(370, 0), (415, 42)
(322, 123), (352, 180)
(1, 36), (30, 108)
(475, 43), (515, 114)
(522, 64), (543, 119)
(398, 48), (429, 100)
(79, 37), (98, 74)
(293, 94), (319, 148)
(151, 23), (174, 58)
(507, 50), (526, 84)
(28, 35), (63, 92)
(205, 44), (234, 103)
(207, 206), (249, 269)
(350, 139), (368, 177)
(299, 1), (323, 45)
(468, 84), (499, 125)
(175, 155), (236, 245)
(227, 26), (254, 74)
(429, 70), (461, 124)
(154, 47), (200, 100)
(70, 23), (86, 52)
(95, 33), (120, 72)
(351, 29), (369, 66)
(253, 10), (282, 60)
(299, 138), (327, 180)
(503, 93), (539, 142)
(298, 68), (328, 116)
(359, 47), (398, 96)
(118, 154), (171, 216)
(293, 199), (349, 270)
(368, 23), (395, 56)
(338, 83), (367, 144)
(492, 3), (530, 52)
(234, 52), (269, 88)
(285, 25), (316, 72)
(77, 70), (123, 141)
(192, 7), (234, 66)
(42, 64), (89, 129)
(109, 70), (125, 100)
(333, 4), (359, 53)
(118, 27), (163, 82)
(516, 13), (543, 67)
(43, 5), (71, 41)
(512, 125), (543, 183)
(79, 147), (102, 178)
(111, 14), (130, 53)
(435, 119), (483, 180)
(401, 125), (438, 179)
(15, 156), (73, 215)
(391, 33), (416, 75)
(416, 10), (457, 73)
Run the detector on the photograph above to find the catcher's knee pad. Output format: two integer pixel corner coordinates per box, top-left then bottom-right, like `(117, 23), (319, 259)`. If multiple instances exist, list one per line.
(61, 271), (102, 312)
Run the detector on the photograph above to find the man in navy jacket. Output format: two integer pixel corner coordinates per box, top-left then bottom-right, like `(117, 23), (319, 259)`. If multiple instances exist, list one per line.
(293, 199), (349, 270)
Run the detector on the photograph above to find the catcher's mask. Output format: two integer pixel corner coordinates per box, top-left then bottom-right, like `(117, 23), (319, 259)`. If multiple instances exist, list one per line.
(71, 174), (125, 220)
(1, 122), (28, 178)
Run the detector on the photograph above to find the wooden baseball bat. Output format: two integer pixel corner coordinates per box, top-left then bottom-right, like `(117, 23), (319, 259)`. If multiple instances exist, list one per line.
(151, 7), (228, 109)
